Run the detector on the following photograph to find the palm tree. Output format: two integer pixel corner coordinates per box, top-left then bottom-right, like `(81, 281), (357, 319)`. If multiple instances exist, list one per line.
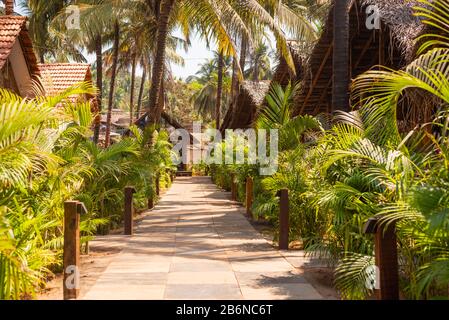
(215, 50), (225, 127)
(189, 55), (232, 120)
(136, 62), (148, 119)
(3, 0), (13, 15)
(332, 0), (350, 112)
(94, 34), (103, 143)
(104, 20), (121, 147)
(147, 0), (315, 125)
(21, 0), (86, 62)
(147, 0), (176, 124)
(246, 41), (274, 81)
(187, 59), (217, 84)
(49, 1), (128, 144)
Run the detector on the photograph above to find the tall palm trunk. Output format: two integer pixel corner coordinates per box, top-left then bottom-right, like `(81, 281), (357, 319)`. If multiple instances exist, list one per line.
(4, 0), (13, 15)
(93, 34), (103, 144)
(136, 65), (146, 119)
(215, 50), (224, 128)
(156, 73), (165, 121)
(332, 0), (350, 112)
(105, 21), (120, 147)
(239, 36), (247, 76)
(231, 57), (238, 100)
(253, 58), (259, 82)
(230, 35), (247, 102)
(129, 53), (137, 126)
(147, 0), (175, 124)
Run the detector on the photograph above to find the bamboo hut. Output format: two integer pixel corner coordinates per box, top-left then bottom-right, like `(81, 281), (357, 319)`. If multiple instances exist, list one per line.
(220, 80), (271, 131)
(294, 0), (423, 117)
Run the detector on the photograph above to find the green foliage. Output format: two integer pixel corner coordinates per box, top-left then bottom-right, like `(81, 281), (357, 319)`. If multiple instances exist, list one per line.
(0, 85), (173, 299)
(210, 66), (449, 299)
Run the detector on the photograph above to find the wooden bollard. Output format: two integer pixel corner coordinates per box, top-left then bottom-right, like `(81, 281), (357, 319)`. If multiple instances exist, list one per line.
(231, 174), (237, 201)
(246, 177), (253, 218)
(156, 174), (160, 196)
(363, 218), (399, 300)
(277, 189), (289, 250)
(63, 201), (87, 300)
(124, 186), (136, 235)
(148, 198), (154, 209)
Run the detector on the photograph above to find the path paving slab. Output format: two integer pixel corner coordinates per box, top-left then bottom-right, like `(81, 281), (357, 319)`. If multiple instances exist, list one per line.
(82, 177), (323, 300)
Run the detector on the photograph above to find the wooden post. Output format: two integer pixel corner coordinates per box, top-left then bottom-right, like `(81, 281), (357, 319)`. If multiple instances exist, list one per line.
(148, 198), (154, 209)
(246, 177), (253, 218)
(231, 174), (237, 201)
(124, 186), (136, 235)
(278, 189), (289, 250)
(156, 174), (160, 196)
(374, 222), (399, 300)
(363, 218), (399, 300)
(63, 201), (86, 300)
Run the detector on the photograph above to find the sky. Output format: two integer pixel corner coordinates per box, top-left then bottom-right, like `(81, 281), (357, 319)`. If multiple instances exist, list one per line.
(13, 3), (214, 79)
(170, 30), (215, 80)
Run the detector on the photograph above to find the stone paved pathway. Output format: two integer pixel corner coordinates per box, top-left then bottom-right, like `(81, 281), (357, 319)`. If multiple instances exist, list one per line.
(82, 177), (323, 300)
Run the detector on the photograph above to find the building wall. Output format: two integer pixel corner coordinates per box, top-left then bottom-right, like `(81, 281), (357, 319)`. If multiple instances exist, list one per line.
(0, 60), (20, 93)
(8, 39), (33, 97)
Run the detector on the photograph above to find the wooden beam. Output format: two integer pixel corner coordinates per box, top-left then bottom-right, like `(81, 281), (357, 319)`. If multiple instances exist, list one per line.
(353, 31), (375, 72)
(379, 24), (385, 66)
(300, 43), (333, 114)
(314, 78), (333, 114)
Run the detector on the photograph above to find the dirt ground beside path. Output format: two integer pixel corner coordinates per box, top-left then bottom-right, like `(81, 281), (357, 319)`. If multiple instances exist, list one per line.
(38, 236), (127, 300)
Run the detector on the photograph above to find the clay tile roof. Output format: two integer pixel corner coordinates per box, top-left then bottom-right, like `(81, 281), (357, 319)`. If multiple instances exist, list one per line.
(37, 63), (92, 96)
(0, 15), (39, 75)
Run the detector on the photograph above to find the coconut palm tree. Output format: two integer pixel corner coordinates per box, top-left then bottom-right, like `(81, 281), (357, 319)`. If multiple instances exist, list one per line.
(147, 0), (316, 125)
(2, 0), (13, 15)
(20, 0), (86, 62)
(245, 41), (274, 81)
(215, 50), (225, 127)
(189, 54), (232, 120)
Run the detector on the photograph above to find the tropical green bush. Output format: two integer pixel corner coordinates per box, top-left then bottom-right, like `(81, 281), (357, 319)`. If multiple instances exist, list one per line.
(211, 69), (449, 299)
(0, 85), (174, 299)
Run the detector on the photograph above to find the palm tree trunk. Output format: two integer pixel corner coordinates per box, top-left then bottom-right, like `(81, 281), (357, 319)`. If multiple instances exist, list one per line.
(129, 54), (137, 126)
(231, 57), (238, 99)
(253, 59), (259, 82)
(93, 34), (103, 144)
(239, 36), (247, 76)
(105, 21), (120, 147)
(136, 65), (146, 119)
(147, 0), (175, 124)
(215, 50), (224, 128)
(230, 36), (247, 109)
(154, 67), (165, 123)
(4, 0), (13, 15)
(332, 0), (350, 112)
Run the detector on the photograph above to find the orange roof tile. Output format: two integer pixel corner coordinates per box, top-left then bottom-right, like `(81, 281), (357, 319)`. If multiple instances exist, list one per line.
(37, 63), (92, 96)
(0, 15), (39, 75)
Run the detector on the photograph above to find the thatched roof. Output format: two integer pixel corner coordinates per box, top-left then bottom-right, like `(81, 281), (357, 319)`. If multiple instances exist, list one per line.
(220, 80), (270, 131)
(271, 42), (304, 87)
(294, 0), (423, 116)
